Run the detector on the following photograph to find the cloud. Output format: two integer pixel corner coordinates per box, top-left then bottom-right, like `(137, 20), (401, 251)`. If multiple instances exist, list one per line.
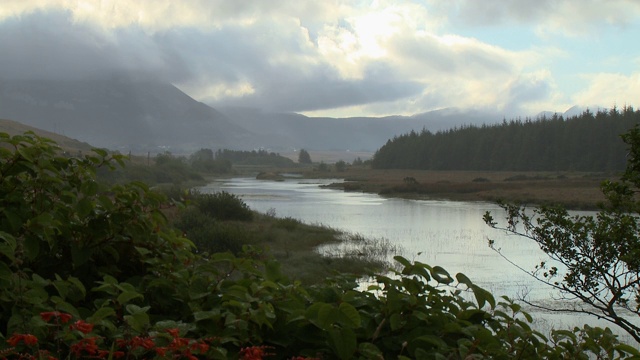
(446, 0), (640, 37)
(0, 10), (179, 81)
(574, 72), (640, 108)
(3, 1), (635, 117)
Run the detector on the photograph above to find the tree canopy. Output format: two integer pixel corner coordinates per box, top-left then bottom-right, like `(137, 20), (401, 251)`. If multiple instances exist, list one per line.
(372, 106), (640, 172)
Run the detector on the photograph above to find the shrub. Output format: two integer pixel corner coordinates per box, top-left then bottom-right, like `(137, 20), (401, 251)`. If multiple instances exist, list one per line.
(192, 191), (253, 221)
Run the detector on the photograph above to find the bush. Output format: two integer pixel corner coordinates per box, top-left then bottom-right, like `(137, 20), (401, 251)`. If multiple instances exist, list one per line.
(174, 207), (246, 254)
(192, 191), (253, 221)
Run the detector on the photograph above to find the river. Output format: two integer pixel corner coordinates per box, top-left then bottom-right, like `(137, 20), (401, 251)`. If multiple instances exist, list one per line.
(197, 176), (634, 342)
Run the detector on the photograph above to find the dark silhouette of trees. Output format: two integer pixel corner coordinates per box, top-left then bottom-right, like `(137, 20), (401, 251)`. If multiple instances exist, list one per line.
(372, 106), (640, 172)
(298, 149), (312, 164)
(215, 149), (295, 167)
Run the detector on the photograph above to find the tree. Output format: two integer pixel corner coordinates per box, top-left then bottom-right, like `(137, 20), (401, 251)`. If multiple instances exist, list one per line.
(334, 160), (347, 172)
(484, 125), (640, 343)
(298, 149), (312, 164)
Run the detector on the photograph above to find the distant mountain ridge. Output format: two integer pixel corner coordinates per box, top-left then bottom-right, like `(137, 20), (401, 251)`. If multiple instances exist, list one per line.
(0, 77), (587, 154)
(216, 106), (503, 152)
(0, 78), (249, 153)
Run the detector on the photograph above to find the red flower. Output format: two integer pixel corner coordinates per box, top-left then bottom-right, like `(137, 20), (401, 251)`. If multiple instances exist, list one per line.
(6, 334), (38, 347)
(155, 347), (168, 357)
(240, 346), (274, 360)
(40, 311), (72, 324)
(130, 336), (155, 350)
(70, 337), (99, 357)
(70, 320), (94, 334)
(190, 341), (210, 353)
(166, 328), (180, 338)
(169, 337), (190, 349)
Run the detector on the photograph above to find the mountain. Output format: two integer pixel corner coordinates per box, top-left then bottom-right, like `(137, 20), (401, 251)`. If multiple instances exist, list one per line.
(0, 78), (250, 153)
(217, 107), (503, 152)
(0, 77), (523, 154)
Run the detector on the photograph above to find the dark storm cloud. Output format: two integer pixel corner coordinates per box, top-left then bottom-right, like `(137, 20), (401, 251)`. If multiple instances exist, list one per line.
(0, 10), (181, 81)
(210, 75), (423, 113)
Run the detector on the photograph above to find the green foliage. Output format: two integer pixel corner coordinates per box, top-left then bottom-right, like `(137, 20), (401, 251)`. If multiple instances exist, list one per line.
(334, 160), (347, 172)
(174, 207), (247, 255)
(216, 148), (295, 167)
(298, 149), (312, 164)
(191, 191), (253, 222)
(485, 124), (640, 343)
(1, 131), (637, 358)
(373, 106), (640, 171)
(190, 148), (232, 173)
(0, 132), (194, 336)
(316, 162), (329, 172)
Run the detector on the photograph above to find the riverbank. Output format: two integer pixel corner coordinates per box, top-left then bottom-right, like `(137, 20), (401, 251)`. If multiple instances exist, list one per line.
(254, 166), (613, 210)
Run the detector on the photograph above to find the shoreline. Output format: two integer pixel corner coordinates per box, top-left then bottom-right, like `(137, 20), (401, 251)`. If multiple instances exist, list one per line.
(252, 166), (613, 210)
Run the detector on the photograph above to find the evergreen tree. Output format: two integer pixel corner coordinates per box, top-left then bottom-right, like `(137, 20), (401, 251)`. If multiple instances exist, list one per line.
(298, 148), (312, 164)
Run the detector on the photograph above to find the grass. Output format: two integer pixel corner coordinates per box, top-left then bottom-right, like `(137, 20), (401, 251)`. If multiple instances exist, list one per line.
(244, 213), (399, 283)
(174, 210), (397, 285)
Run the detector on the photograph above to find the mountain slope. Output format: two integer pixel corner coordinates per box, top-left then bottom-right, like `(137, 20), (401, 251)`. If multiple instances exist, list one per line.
(0, 117), (94, 153)
(218, 107), (504, 151)
(0, 78), (251, 153)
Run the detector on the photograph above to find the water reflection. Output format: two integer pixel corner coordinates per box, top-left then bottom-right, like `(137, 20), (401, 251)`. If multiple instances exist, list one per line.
(197, 177), (633, 341)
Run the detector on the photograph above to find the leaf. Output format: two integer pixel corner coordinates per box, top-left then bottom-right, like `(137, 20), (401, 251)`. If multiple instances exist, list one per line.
(88, 307), (116, 323)
(615, 343), (640, 356)
(265, 260), (282, 282)
(67, 276), (87, 298)
(430, 266), (453, 284)
(358, 342), (383, 359)
(76, 197), (94, 217)
(70, 245), (91, 267)
(23, 236), (41, 260)
(389, 313), (404, 331)
(0, 231), (17, 251)
(338, 302), (361, 328)
(117, 290), (143, 305)
(471, 284), (496, 309)
(0, 262), (13, 287)
(124, 312), (150, 333)
(194, 310), (220, 322)
(329, 327), (357, 360)
(455, 272), (473, 288)
(306, 302), (335, 330)
(394, 256), (412, 268)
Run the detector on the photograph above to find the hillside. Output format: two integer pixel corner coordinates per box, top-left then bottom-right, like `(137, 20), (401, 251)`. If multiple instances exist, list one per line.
(0, 117), (94, 153)
(217, 106), (502, 152)
(0, 77), (509, 154)
(0, 78), (251, 153)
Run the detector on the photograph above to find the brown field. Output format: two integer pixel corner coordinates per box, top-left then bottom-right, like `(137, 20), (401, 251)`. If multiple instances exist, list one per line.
(289, 166), (613, 210)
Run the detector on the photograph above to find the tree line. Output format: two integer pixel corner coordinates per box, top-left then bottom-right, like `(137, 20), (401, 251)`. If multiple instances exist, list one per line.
(372, 106), (640, 172)
(215, 148), (295, 167)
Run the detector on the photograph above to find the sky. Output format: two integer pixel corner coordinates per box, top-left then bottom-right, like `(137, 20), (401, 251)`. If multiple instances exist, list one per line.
(1, 0), (639, 118)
